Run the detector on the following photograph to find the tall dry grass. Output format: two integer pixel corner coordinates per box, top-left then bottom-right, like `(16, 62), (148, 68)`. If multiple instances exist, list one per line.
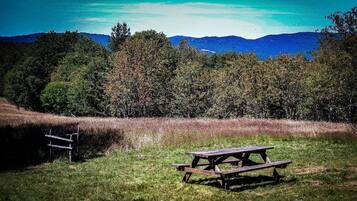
(1, 98), (355, 149)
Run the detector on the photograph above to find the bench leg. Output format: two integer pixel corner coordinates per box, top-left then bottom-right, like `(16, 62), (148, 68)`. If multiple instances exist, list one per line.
(241, 153), (251, 167)
(218, 176), (228, 190)
(182, 156), (200, 183)
(273, 168), (280, 182)
(183, 173), (192, 182)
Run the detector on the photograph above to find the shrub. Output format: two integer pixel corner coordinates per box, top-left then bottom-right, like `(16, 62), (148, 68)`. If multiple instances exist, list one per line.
(40, 81), (69, 114)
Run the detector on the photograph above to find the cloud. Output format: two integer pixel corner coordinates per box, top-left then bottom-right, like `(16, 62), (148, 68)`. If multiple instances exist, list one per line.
(78, 17), (110, 23)
(78, 2), (315, 38)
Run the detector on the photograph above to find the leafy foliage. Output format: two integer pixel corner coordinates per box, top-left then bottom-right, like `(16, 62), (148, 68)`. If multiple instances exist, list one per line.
(106, 30), (175, 117)
(3, 32), (81, 110)
(170, 61), (211, 117)
(312, 6), (357, 122)
(40, 81), (68, 114)
(0, 42), (28, 96)
(109, 22), (131, 52)
(66, 57), (109, 116)
(48, 35), (109, 116)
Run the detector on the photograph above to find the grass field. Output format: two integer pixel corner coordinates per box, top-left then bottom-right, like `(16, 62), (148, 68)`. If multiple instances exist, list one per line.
(1, 136), (357, 201)
(0, 98), (356, 200)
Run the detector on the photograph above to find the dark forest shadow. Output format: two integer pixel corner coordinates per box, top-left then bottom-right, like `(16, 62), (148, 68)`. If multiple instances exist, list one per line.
(0, 123), (125, 172)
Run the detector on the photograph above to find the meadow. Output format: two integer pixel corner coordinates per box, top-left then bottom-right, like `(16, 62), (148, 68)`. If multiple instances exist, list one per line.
(1, 136), (357, 201)
(0, 98), (354, 148)
(0, 98), (356, 200)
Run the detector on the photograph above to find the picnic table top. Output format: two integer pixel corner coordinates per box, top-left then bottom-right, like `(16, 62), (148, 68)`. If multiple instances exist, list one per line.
(187, 145), (274, 157)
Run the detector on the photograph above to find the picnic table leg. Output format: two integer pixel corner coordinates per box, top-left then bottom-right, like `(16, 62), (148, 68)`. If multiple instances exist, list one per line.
(273, 168), (280, 182)
(203, 157), (215, 170)
(183, 156), (200, 182)
(260, 151), (280, 182)
(207, 156), (228, 189)
(259, 151), (271, 163)
(241, 153), (251, 167)
(218, 176), (228, 190)
(213, 156), (228, 171)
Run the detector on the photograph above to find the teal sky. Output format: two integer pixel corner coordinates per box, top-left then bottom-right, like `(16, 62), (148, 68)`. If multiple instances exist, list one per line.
(0, 0), (355, 38)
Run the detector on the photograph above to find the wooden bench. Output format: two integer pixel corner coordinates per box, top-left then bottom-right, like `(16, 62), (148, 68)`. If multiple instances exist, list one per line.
(173, 146), (292, 189)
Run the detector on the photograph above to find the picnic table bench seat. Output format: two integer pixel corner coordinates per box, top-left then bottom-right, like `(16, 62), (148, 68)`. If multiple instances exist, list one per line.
(219, 160), (291, 176)
(180, 160), (291, 177)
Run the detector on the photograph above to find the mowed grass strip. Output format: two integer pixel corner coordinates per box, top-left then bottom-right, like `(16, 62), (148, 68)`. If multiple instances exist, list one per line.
(1, 135), (356, 201)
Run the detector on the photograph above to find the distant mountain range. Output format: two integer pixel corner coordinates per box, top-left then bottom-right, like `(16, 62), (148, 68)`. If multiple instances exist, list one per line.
(0, 32), (321, 59)
(0, 33), (110, 48)
(171, 32), (320, 59)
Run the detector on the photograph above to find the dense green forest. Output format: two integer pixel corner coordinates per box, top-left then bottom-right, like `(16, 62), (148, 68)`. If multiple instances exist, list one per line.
(1, 8), (356, 122)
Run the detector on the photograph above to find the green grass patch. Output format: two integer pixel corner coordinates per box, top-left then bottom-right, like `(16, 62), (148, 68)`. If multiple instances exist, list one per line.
(1, 135), (357, 201)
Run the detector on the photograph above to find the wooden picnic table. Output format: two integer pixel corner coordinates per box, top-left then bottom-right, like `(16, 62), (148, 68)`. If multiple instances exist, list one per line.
(173, 145), (291, 189)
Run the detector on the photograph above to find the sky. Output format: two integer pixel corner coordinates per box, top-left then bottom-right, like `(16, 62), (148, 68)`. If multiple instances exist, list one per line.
(0, 0), (355, 39)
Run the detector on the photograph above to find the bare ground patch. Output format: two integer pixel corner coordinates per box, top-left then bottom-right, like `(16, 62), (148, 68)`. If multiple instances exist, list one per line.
(294, 166), (328, 175)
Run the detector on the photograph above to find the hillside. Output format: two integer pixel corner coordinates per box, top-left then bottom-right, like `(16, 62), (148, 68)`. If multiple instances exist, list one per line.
(0, 32), (321, 59)
(0, 97), (354, 148)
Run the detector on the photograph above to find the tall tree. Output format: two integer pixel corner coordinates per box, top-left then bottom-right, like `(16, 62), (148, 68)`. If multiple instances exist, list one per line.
(109, 22), (131, 52)
(313, 7), (357, 122)
(239, 55), (277, 119)
(66, 57), (109, 116)
(170, 61), (211, 117)
(320, 7), (357, 65)
(207, 53), (256, 118)
(43, 35), (109, 116)
(105, 30), (175, 117)
(272, 55), (307, 119)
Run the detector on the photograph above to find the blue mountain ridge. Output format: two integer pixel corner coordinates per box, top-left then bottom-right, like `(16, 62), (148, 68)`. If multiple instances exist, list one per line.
(0, 32), (321, 59)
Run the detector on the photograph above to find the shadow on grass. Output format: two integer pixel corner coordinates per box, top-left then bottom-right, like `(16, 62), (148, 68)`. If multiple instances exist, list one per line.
(0, 123), (125, 171)
(74, 153), (106, 163)
(189, 175), (296, 191)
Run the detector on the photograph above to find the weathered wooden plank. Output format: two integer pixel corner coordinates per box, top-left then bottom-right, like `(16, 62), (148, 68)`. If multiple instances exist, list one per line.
(219, 160), (291, 176)
(184, 167), (220, 177)
(45, 135), (73, 142)
(173, 159), (241, 171)
(47, 144), (73, 150)
(65, 133), (79, 136)
(187, 146), (274, 158)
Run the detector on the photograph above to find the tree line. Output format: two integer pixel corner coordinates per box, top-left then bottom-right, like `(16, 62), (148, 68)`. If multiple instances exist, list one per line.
(1, 7), (356, 123)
